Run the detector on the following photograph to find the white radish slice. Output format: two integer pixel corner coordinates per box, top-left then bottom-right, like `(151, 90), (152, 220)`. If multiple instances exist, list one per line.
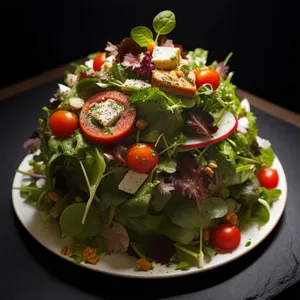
(58, 84), (71, 94)
(240, 98), (250, 112)
(182, 111), (238, 149)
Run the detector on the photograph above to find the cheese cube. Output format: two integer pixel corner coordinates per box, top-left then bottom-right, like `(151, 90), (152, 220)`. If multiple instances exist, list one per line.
(91, 99), (124, 127)
(152, 47), (181, 69)
(118, 170), (148, 194)
(122, 79), (151, 92)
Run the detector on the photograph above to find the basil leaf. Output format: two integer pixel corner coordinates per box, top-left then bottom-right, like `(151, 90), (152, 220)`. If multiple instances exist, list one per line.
(131, 26), (154, 47)
(153, 10), (176, 35)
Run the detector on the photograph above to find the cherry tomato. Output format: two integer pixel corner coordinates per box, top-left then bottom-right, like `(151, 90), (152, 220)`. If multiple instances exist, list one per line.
(126, 143), (159, 174)
(210, 224), (241, 252)
(80, 91), (136, 145)
(195, 69), (220, 90)
(257, 168), (279, 189)
(147, 41), (156, 53)
(93, 52), (106, 71)
(49, 110), (79, 138)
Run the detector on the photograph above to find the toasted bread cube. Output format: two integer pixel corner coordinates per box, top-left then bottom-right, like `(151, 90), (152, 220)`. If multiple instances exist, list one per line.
(151, 70), (197, 98)
(152, 47), (181, 69)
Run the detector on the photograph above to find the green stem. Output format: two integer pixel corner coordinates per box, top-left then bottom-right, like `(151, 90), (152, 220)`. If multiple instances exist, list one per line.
(130, 242), (151, 260)
(198, 227), (204, 268)
(237, 156), (261, 165)
(136, 128), (140, 143)
(223, 52), (233, 65)
(155, 133), (164, 148)
(174, 243), (201, 259)
(15, 169), (31, 176)
(215, 106), (227, 127)
(107, 206), (115, 226)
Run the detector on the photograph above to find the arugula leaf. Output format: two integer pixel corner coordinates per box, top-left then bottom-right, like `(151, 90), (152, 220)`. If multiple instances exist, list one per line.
(217, 72), (240, 113)
(129, 87), (184, 112)
(187, 48), (208, 69)
(245, 112), (258, 145)
(14, 183), (47, 205)
(156, 158), (177, 173)
(131, 26), (154, 47)
(59, 203), (101, 238)
(153, 10), (176, 42)
(175, 261), (191, 270)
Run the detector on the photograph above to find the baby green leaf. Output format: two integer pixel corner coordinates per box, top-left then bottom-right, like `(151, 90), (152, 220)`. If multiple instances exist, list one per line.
(153, 10), (176, 37)
(131, 26), (154, 47)
(60, 203), (101, 238)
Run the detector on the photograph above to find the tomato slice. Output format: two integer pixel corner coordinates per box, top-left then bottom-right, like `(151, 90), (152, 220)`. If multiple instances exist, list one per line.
(79, 91), (136, 145)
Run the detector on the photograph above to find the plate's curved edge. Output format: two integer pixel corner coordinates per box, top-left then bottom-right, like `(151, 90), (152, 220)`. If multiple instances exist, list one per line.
(12, 154), (288, 279)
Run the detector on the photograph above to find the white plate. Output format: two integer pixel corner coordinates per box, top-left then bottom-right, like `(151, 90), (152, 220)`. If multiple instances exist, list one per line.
(12, 154), (287, 278)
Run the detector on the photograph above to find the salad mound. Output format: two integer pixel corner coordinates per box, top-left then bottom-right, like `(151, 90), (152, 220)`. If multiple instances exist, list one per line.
(16, 10), (282, 271)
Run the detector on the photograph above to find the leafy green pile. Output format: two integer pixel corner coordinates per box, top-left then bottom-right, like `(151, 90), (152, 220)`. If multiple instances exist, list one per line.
(15, 10), (282, 271)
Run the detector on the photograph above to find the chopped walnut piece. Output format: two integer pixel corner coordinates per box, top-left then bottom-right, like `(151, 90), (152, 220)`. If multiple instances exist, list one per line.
(60, 245), (73, 257)
(83, 247), (100, 265)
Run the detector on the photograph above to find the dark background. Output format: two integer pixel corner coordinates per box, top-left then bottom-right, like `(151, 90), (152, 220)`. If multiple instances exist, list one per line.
(1, 0), (300, 113)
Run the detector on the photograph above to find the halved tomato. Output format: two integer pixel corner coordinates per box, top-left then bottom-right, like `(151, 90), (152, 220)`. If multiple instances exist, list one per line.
(79, 91), (136, 145)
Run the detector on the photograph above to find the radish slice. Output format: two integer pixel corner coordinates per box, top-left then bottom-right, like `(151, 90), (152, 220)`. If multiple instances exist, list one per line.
(182, 111), (238, 149)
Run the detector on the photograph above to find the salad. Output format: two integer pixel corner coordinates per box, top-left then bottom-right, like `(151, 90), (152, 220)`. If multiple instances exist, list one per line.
(16, 10), (282, 272)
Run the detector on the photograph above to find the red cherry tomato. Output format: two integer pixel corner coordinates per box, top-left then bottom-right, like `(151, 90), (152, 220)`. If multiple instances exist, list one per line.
(257, 168), (279, 189)
(126, 143), (159, 174)
(210, 224), (241, 252)
(93, 52), (106, 71)
(195, 69), (220, 90)
(80, 91), (136, 145)
(49, 110), (79, 138)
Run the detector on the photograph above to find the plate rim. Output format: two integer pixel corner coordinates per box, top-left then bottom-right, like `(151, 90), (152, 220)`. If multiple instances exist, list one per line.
(12, 154), (288, 279)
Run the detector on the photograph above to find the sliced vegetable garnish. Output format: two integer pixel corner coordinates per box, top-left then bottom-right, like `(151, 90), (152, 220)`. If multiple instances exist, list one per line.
(182, 111), (238, 149)
(80, 91), (136, 145)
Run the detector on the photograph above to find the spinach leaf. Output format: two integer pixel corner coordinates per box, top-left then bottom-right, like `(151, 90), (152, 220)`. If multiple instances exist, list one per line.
(99, 167), (130, 209)
(59, 203), (101, 238)
(80, 147), (106, 224)
(108, 63), (128, 83)
(119, 181), (159, 217)
(140, 111), (184, 140)
(164, 193), (228, 228)
(131, 26), (154, 47)
(224, 164), (255, 186)
(160, 217), (198, 245)
(252, 198), (271, 224)
(257, 147), (275, 168)
(117, 214), (164, 238)
(230, 177), (260, 205)
(153, 10), (176, 40)
(75, 78), (102, 100)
